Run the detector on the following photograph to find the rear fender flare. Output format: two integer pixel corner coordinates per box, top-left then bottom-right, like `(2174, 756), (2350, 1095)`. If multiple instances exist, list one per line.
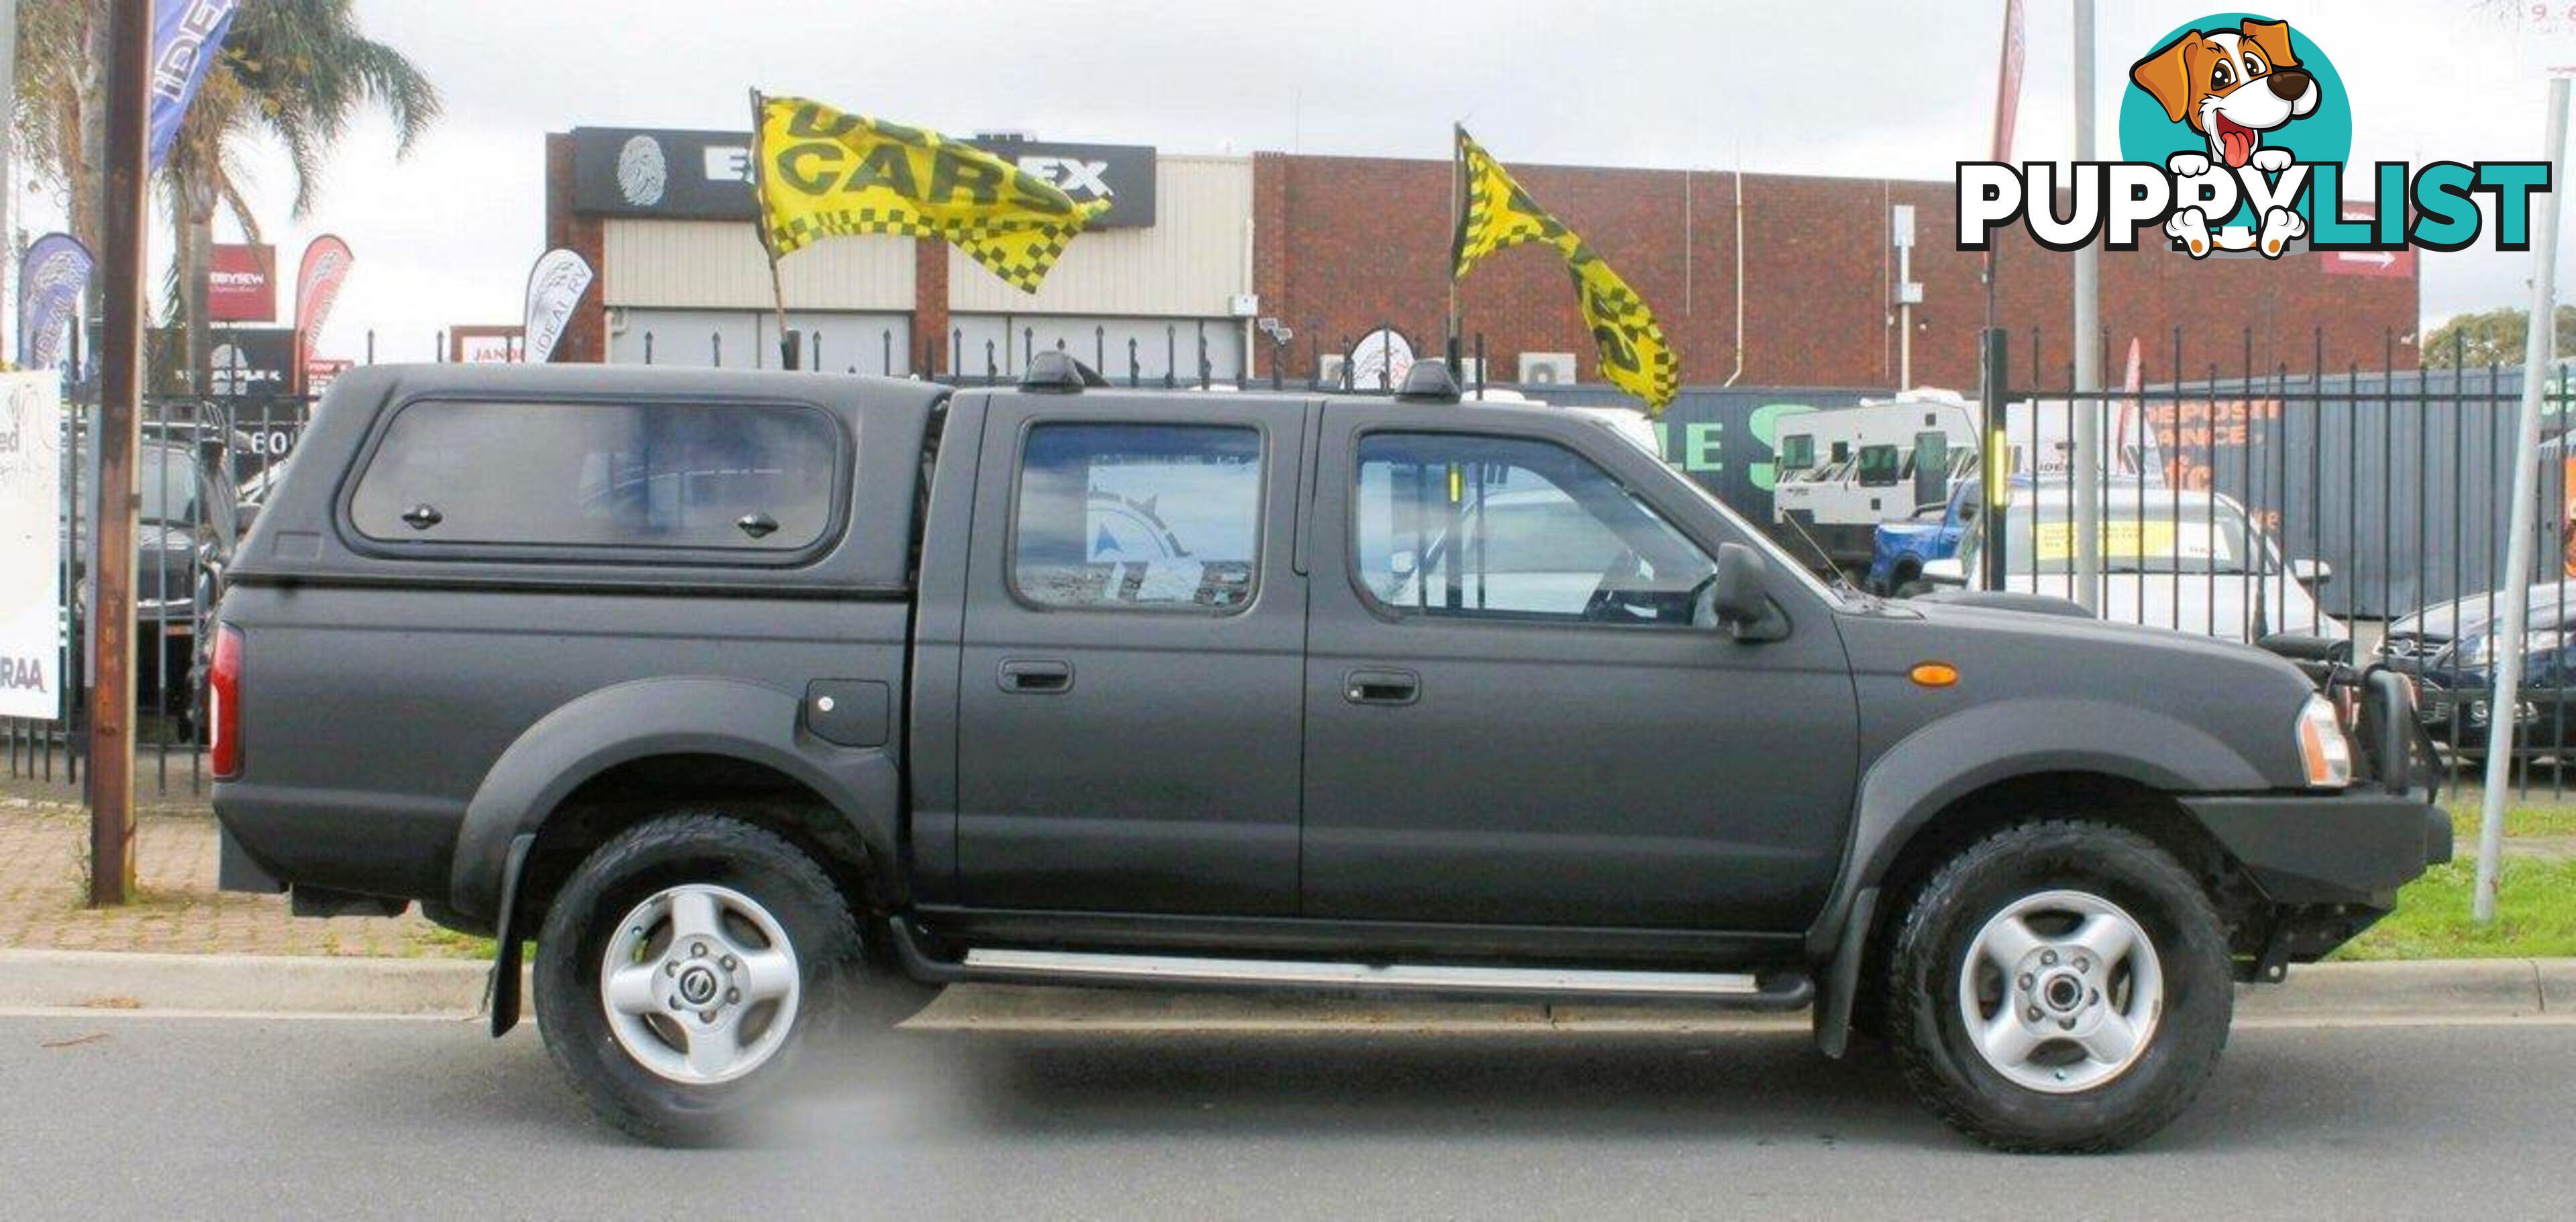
(445, 676), (902, 929)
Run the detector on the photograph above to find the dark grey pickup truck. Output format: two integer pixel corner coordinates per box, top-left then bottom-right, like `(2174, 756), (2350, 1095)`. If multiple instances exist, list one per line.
(211, 358), (2447, 1150)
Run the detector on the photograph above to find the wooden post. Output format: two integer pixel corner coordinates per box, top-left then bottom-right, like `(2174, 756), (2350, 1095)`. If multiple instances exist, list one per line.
(90, 0), (154, 907)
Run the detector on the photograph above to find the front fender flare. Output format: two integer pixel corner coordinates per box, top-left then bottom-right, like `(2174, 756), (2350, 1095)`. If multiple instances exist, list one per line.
(1807, 697), (2270, 962)
(445, 676), (904, 928)
(1805, 697), (2269, 1056)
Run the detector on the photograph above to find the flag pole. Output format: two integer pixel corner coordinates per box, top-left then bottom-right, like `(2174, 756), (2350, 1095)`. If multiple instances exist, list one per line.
(1446, 123), (1464, 373)
(749, 89), (797, 370)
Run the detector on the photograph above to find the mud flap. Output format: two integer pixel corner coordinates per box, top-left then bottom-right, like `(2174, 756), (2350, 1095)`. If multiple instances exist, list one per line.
(486, 833), (536, 1037)
(1812, 887), (1878, 1059)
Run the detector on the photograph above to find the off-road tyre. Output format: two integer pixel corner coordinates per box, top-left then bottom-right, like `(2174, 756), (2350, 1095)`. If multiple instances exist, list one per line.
(1884, 819), (2232, 1153)
(535, 812), (866, 1146)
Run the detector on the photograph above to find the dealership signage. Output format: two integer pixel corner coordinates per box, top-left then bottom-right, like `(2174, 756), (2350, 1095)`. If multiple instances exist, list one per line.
(0, 374), (64, 720)
(209, 242), (276, 322)
(208, 327), (299, 396)
(572, 126), (1157, 227)
(451, 325), (523, 363)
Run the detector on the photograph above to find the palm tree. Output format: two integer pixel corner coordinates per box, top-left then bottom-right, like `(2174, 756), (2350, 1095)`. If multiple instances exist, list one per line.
(13, 1), (110, 262)
(13, 1), (439, 386)
(166, 0), (441, 388)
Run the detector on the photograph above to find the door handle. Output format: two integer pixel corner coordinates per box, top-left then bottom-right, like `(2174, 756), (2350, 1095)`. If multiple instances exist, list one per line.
(1343, 668), (1420, 706)
(998, 658), (1074, 694)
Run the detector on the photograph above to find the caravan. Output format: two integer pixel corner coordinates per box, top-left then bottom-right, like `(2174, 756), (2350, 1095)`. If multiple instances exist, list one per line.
(1772, 389), (2165, 570)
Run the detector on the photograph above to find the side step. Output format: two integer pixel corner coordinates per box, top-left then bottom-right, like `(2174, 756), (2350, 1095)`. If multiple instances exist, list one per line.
(895, 935), (1811, 1008)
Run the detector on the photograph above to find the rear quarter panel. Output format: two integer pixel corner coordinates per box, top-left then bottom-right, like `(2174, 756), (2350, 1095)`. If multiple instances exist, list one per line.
(215, 584), (910, 905)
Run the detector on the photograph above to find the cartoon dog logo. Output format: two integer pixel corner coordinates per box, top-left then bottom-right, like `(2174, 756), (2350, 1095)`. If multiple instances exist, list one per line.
(2129, 17), (2320, 257)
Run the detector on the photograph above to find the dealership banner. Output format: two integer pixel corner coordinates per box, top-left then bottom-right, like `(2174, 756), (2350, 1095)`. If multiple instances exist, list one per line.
(572, 125), (1157, 227)
(754, 97), (1110, 293)
(17, 234), (95, 371)
(292, 234), (355, 382)
(148, 0), (241, 170)
(1991, 0), (2025, 162)
(210, 242), (276, 322)
(521, 248), (594, 363)
(0, 374), (65, 720)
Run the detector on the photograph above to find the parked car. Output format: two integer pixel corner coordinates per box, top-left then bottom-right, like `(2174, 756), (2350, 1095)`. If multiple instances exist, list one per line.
(2381, 600), (2573, 760)
(2379, 581), (2576, 665)
(1869, 474), (1985, 595)
(213, 360), (2444, 1152)
(61, 433), (244, 726)
(1919, 480), (2347, 645)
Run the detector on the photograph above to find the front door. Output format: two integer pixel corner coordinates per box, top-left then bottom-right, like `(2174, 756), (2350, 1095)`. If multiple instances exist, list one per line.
(1301, 409), (1860, 931)
(955, 394), (1306, 915)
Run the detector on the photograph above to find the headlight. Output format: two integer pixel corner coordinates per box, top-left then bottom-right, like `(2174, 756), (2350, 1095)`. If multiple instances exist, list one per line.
(2295, 694), (2353, 789)
(2459, 629), (2564, 670)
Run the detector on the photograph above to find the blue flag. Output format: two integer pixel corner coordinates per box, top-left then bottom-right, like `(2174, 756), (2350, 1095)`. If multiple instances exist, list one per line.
(17, 234), (95, 371)
(148, 0), (241, 170)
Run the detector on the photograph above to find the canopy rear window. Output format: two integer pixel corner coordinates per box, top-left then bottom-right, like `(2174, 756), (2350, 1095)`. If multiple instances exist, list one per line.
(349, 399), (843, 556)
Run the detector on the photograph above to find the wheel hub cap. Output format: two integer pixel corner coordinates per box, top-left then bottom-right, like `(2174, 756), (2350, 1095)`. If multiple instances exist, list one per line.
(1957, 888), (2164, 1094)
(598, 884), (800, 1085)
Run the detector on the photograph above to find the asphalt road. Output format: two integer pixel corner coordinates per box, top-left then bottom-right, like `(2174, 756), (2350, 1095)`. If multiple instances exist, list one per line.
(3, 1013), (2571, 1220)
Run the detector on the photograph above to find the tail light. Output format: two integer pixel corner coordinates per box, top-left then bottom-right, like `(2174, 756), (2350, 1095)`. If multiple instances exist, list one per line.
(209, 624), (244, 780)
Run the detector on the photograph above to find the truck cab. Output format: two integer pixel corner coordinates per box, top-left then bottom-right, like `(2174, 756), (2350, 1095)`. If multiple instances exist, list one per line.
(212, 362), (2445, 1152)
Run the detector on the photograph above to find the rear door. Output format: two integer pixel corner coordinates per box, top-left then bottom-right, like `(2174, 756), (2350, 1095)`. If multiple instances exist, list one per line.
(953, 392), (1307, 915)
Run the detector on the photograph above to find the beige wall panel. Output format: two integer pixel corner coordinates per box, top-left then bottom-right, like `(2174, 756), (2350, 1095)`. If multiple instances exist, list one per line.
(947, 155), (1252, 317)
(603, 218), (914, 310)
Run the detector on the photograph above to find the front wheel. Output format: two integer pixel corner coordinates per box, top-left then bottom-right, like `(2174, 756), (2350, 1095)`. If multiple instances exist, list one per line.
(1884, 819), (2231, 1153)
(535, 813), (866, 1145)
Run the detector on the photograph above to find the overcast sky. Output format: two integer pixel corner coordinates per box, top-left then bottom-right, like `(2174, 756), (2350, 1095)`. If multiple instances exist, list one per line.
(23, 0), (2567, 358)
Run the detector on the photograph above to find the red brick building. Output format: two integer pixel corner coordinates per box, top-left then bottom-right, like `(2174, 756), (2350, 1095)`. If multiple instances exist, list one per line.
(547, 130), (2419, 390)
(1254, 153), (2418, 389)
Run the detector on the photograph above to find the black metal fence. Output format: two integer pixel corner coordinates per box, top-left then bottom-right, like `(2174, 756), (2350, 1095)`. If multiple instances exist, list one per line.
(1995, 326), (2576, 799)
(617, 319), (1473, 393)
(3, 391), (313, 797)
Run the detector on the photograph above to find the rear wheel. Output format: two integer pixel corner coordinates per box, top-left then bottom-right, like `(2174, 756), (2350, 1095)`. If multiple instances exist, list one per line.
(1884, 819), (2231, 1153)
(535, 813), (866, 1145)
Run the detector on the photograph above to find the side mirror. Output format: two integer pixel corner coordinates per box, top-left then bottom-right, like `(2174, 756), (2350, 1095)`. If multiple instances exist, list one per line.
(2291, 558), (2332, 587)
(1697, 543), (1788, 641)
(1922, 556), (1970, 588)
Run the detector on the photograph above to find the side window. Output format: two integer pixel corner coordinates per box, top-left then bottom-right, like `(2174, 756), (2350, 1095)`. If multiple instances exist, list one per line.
(1012, 422), (1262, 611)
(1354, 432), (1715, 625)
(1778, 433), (1815, 474)
(350, 399), (840, 553)
(1857, 444), (1901, 487)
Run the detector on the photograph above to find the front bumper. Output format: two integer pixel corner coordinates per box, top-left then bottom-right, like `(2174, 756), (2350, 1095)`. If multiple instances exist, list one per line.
(2182, 790), (2451, 909)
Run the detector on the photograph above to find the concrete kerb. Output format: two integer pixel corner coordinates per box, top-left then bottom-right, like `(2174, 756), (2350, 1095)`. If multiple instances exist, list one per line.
(0, 949), (504, 1018)
(0, 949), (2563, 1027)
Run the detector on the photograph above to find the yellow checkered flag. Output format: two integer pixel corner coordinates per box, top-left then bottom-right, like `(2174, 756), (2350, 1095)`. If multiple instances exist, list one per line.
(754, 96), (1109, 293)
(1451, 127), (1679, 411)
